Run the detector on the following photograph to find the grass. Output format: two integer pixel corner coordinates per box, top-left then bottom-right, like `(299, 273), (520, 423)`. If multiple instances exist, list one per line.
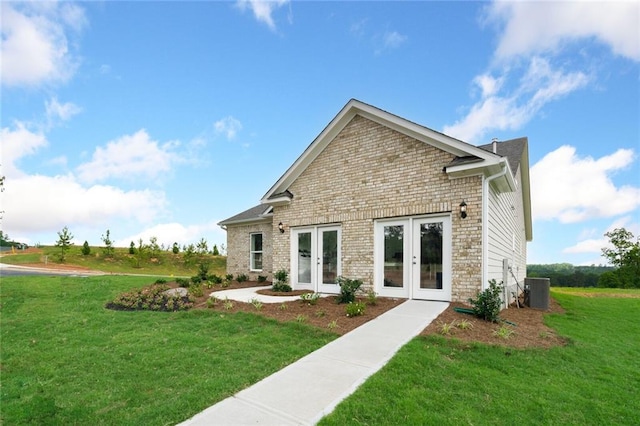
(0, 245), (226, 276)
(319, 289), (640, 425)
(1, 276), (336, 425)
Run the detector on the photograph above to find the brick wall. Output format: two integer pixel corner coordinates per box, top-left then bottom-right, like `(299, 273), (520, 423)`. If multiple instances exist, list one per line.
(225, 220), (273, 280)
(272, 115), (484, 302)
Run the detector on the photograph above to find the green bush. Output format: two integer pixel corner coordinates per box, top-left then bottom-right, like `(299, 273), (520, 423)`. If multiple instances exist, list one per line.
(468, 279), (503, 322)
(337, 276), (363, 304)
(300, 292), (320, 305)
(190, 284), (204, 298)
(190, 276), (202, 285)
(105, 284), (194, 312)
(272, 281), (292, 292)
(345, 301), (366, 317)
(175, 277), (190, 287)
(208, 274), (223, 284)
(154, 278), (167, 284)
(197, 261), (210, 281)
(225, 274), (234, 282)
(272, 269), (291, 292)
(257, 275), (267, 283)
(236, 273), (248, 283)
(274, 269), (288, 283)
(81, 241), (91, 256)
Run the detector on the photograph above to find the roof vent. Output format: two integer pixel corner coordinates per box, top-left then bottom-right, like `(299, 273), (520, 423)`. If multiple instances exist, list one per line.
(491, 138), (498, 154)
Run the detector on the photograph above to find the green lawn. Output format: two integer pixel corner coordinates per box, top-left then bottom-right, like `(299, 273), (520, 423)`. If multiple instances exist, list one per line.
(0, 276), (335, 425)
(320, 289), (640, 425)
(0, 245), (226, 277)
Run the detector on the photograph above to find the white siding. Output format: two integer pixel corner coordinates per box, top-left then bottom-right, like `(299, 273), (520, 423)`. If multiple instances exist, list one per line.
(487, 166), (527, 305)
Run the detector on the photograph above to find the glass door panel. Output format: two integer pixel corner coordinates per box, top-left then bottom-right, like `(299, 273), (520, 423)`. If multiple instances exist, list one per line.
(318, 226), (341, 294)
(321, 230), (338, 284)
(383, 225), (404, 288)
(297, 232), (312, 284)
(419, 223), (443, 289)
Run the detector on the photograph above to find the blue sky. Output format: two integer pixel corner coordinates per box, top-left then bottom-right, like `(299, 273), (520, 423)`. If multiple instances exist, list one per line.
(1, 1), (638, 265)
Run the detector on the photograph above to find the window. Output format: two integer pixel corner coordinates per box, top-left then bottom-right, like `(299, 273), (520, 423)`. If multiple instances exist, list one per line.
(250, 233), (263, 271)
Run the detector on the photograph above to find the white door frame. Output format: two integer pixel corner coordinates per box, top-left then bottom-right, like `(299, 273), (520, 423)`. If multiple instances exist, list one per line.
(374, 215), (451, 301)
(291, 225), (342, 294)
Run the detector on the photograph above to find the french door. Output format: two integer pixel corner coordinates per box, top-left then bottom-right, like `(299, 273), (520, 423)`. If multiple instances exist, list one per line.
(375, 216), (451, 301)
(291, 226), (341, 293)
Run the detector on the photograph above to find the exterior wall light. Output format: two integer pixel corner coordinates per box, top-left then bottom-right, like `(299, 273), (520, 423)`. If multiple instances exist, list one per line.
(460, 201), (468, 219)
(278, 222), (285, 233)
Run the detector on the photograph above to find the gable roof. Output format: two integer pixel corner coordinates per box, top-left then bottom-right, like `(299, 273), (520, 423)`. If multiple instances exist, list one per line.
(218, 204), (272, 227)
(261, 99), (516, 203)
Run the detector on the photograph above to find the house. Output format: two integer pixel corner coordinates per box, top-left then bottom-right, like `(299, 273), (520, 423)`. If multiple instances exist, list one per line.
(219, 99), (532, 303)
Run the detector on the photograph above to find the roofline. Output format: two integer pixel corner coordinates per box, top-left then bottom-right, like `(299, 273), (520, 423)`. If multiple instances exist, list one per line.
(218, 214), (272, 227)
(262, 99), (503, 203)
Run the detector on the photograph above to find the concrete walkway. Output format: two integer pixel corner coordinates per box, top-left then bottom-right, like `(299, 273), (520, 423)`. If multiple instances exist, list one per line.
(211, 285), (307, 303)
(178, 299), (448, 426)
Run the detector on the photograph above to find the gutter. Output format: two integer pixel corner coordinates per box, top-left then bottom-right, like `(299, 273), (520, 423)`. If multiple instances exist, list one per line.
(481, 159), (509, 290)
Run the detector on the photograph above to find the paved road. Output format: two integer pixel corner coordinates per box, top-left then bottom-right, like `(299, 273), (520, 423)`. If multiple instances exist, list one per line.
(0, 263), (98, 277)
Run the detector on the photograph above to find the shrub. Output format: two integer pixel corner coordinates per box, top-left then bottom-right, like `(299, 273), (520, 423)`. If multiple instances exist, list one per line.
(365, 289), (378, 305)
(274, 269), (288, 283)
(175, 277), (190, 287)
(206, 296), (218, 308)
(81, 241), (91, 256)
(190, 276), (202, 285)
(225, 274), (234, 282)
(249, 298), (263, 310)
(469, 279), (503, 323)
(208, 274), (223, 285)
(257, 275), (267, 283)
(190, 284), (204, 298)
(345, 301), (366, 317)
(300, 292), (320, 305)
(129, 241), (136, 255)
(337, 276), (363, 304)
(105, 284), (194, 312)
(154, 278), (167, 284)
(272, 282), (292, 292)
(197, 261), (210, 281)
(236, 274), (248, 283)
(272, 269), (291, 292)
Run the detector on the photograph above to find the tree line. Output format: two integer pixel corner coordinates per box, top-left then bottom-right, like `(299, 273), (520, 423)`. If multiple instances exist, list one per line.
(528, 228), (639, 289)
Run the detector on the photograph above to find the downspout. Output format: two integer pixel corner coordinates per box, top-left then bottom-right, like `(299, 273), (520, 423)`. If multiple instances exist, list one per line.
(481, 159), (508, 290)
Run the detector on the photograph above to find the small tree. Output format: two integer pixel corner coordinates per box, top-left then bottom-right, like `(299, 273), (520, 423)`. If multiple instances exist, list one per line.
(81, 240), (91, 256)
(100, 229), (115, 257)
(183, 243), (196, 266)
(55, 226), (74, 262)
(196, 237), (208, 255)
(469, 279), (503, 322)
(133, 238), (147, 268)
(148, 236), (161, 259)
(172, 242), (180, 254)
(212, 244), (220, 256)
(600, 228), (640, 288)
(129, 241), (136, 255)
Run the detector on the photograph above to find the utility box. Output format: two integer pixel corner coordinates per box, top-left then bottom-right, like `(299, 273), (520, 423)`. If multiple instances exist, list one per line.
(525, 278), (550, 310)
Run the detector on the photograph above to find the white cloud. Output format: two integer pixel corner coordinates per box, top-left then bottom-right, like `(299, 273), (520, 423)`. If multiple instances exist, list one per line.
(214, 116), (243, 140)
(115, 221), (225, 249)
(45, 97), (82, 127)
(2, 174), (166, 235)
(1, 122), (48, 178)
(375, 30), (407, 54)
(76, 130), (183, 183)
(531, 146), (640, 223)
(485, 1), (640, 62)
(236, 0), (290, 31)
(0, 2), (86, 87)
(0, 124), (169, 242)
(446, 1), (637, 143)
(444, 57), (589, 142)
